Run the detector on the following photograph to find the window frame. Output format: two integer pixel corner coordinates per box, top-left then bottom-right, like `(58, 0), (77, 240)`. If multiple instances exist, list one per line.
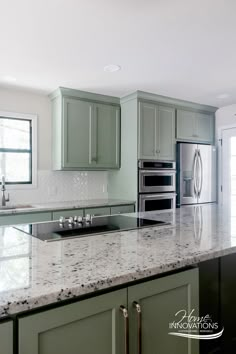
(0, 111), (37, 189)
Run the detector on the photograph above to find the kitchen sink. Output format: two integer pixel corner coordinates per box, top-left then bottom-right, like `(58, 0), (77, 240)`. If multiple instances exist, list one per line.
(0, 204), (34, 210)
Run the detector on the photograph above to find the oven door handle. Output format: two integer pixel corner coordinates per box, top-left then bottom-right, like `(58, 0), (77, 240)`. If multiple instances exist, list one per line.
(141, 194), (176, 199)
(140, 170), (176, 174)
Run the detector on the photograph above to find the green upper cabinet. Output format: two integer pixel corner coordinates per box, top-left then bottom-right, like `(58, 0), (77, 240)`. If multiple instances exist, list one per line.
(138, 101), (175, 160)
(63, 97), (93, 169)
(176, 109), (214, 144)
(51, 88), (120, 170)
(158, 105), (175, 160)
(138, 102), (156, 159)
(128, 268), (199, 354)
(94, 103), (120, 168)
(18, 289), (127, 354)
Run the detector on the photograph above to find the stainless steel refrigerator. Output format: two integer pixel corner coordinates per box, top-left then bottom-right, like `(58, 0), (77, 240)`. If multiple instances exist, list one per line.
(177, 143), (216, 206)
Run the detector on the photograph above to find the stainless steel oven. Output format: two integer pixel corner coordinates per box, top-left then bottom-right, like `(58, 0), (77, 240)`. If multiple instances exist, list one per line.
(139, 193), (176, 212)
(138, 160), (176, 193)
(138, 160), (176, 212)
(139, 169), (176, 193)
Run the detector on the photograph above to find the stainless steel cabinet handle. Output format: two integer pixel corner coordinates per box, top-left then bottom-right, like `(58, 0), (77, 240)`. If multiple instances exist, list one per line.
(133, 301), (142, 354)
(120, 305), (129, 354)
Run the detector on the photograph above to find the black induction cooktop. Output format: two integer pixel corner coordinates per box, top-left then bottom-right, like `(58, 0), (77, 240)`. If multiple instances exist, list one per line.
(14, 215), (169, 242)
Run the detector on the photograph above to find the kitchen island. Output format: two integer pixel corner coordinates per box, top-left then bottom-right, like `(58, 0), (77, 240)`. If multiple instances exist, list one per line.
(0, 203), (235, 354)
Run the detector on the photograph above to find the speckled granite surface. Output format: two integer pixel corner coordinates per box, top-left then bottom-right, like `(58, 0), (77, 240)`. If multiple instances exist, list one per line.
(0, 203), (235, 318)
(0, 199), (135, 215)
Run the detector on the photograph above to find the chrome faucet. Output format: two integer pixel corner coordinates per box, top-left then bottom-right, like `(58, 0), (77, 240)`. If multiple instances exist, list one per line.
(1, 176), (10, 206)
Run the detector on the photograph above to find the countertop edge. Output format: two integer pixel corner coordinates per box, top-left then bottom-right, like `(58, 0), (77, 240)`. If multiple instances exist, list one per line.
(1, 245), (235, 318)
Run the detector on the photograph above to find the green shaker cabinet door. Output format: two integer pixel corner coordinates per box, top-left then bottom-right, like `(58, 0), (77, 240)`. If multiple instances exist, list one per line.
(177, 109), (214, 143)
(63, 98), (93, 168)
(0, 320), (13, 354)
(176, 109), (196, 141)
(138, 102), (157, 159)
(157, 105), (175, 160)
(128, 268), (199, 354)
(19, 289), (127, 354)
(196, 112), (214, 143)
(93, 104), (120, 169)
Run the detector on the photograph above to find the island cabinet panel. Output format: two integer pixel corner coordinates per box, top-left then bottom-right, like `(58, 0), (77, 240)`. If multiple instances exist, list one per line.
(18, 289), (127, 354)
(176, 109), (214, 144)
(0, 211), (52, 226)
(138, 101), (175, 161)
(128, 268), (199, 354)
(0, 320), (13, 354)
(220, 254), (236, 354)
(199, 258), (221, 354)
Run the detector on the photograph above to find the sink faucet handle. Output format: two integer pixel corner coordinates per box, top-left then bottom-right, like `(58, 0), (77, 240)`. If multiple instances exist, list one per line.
(6, 193), (10, 202)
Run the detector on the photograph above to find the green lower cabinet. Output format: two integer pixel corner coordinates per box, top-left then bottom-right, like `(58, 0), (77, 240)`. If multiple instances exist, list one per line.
(52, 209), (84, 220)
(128, 268), (199, 354)
(0, 212), (52, 226)
(111, 204), (135, 214)
(84, 207), (110, 216)
(18, 289), (127, 354)
(18, 269), (199, 354)
(0, 320), (13, 354)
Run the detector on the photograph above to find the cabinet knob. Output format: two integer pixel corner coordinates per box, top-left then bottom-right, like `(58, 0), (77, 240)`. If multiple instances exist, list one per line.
(156, 149), (160, 153)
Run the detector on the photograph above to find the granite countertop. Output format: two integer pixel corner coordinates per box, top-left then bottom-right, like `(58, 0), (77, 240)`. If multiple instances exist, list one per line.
(0, 203), (235, 318)
(0, 199), (136, 215)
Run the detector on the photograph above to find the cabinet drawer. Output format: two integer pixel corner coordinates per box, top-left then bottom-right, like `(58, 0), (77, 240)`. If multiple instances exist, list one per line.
(111, 204), (135, 215)
(84, 207), (110, 216)
(0, 212), (52, 226)
(52, 209), (84, 220)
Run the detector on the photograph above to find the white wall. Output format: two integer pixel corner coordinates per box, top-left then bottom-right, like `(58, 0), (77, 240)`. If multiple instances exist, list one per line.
(216, 104), (236, 138)
(0, 87), (108, 203)
(0, 87), (51, 170)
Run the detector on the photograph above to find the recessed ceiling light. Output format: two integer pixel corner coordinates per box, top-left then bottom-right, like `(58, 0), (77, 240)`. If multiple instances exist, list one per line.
(217, 93), (230, 99)
(2, 75), (17, 82)
(104, 64), (121, 73)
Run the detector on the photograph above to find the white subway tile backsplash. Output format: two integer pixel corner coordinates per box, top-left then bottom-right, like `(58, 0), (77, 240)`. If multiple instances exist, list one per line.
(8, 170), (108, 204)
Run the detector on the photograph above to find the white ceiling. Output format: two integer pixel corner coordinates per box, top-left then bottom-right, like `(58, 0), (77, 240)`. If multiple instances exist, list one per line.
(1, 0), (236, 107)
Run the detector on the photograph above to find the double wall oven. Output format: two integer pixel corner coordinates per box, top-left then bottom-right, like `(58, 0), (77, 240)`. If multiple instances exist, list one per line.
(138, 160), (176, 212)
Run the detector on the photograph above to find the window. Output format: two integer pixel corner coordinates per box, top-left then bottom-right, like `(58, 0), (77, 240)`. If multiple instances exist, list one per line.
(0, 111), (37, 187)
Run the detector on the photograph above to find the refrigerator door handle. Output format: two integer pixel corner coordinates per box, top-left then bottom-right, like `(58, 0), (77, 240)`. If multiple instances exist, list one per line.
(193, 150), (198, 197)
(198, 150), (203, 197)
